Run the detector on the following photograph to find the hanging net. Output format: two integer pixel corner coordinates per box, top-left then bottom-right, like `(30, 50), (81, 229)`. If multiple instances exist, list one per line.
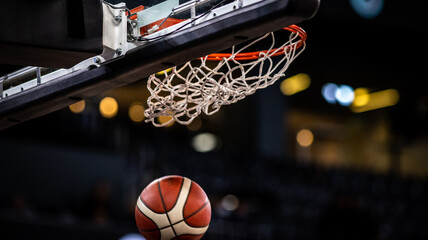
(145, 25), (307, 127)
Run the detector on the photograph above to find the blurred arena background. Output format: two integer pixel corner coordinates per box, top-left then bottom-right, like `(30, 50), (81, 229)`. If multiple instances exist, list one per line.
(1, 0), (428, 239)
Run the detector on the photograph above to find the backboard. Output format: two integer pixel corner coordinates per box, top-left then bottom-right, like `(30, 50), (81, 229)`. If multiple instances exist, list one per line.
(0, 0), (319, 130)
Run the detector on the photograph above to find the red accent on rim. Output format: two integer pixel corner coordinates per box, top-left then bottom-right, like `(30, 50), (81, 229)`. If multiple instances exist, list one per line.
(205, 25), (306, 61)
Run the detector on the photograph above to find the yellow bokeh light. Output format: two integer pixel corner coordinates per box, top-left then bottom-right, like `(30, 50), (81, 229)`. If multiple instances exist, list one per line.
(69, 100), (85, 114)
(352, 88), (370, 107)
(296, 129), (314, 147)
(280, 73), (311, 96)
(157, 115), (174, 127)
(129, 102), (145, 123)
(351, 89), (399, 113)
(99, 97), (118, 118)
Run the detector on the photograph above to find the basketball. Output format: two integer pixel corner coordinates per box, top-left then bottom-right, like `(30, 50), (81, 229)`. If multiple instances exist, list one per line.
(135, 175), (211, 240)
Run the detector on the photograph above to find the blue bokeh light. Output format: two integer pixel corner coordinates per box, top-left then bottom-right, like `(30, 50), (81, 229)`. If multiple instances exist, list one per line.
(322, 83), (338, 104)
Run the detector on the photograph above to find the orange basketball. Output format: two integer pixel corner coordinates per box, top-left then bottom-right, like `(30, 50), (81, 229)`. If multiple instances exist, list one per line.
(135, 175), (211, 240)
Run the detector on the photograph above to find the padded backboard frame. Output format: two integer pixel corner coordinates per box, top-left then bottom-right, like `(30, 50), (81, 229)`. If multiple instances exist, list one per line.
(0, 0), (319, 130)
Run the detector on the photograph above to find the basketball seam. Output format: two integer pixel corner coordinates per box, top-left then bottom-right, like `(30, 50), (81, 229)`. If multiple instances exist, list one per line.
(181, 181), (210, 228)
(181, 201), (210, 228)
(148, 201), (210, 231)
(140, 204), (210, 233)
(137, 199), (209, 232)
(139, 191), (165, 214)
(165, 176), (185, 213)
(136, 200), (161, 231)
(158, 179), (179, 239)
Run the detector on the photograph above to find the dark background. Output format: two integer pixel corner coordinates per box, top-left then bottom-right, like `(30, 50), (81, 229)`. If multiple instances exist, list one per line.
(1, 0), (428, 239)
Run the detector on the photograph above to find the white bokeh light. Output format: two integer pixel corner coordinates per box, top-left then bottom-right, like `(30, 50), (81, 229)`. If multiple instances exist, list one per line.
(221, 194), (240, 211)
(335, 85), (355, 106)
(192, 133), (218, 152)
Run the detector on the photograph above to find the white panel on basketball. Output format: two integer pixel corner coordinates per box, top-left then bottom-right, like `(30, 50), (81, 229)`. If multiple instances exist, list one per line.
(173, 220), (209, 236)
(160, 226), (176, 240)
(167, 177), (191, 224)
(136, 197), (170, 229)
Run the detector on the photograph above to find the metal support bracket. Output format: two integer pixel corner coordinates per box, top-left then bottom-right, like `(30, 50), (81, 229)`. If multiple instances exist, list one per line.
(99, 2), (128, 64)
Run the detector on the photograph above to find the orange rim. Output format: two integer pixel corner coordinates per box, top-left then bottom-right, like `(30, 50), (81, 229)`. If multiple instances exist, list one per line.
(205, 25), (306, 61)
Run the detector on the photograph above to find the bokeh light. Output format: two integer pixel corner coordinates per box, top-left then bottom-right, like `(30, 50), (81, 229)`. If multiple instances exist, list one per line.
(192, 133), (218, 152)
(296, 129), (314, 147)
(69, 100), (85, 114)
(119, 233), (146, 240)
(351, 89), (399, 113)
(335, 85), (355, 106)
(157, 115), (174, 127)
(350, 0), (384, 19)
(128, 102), (145, 123)
(322, 83), (338, 104)
(352, 88), (370, 107)
(280, 73), (311, 96)
(99, 97), (119, 118)
(221, 194), (240, 211)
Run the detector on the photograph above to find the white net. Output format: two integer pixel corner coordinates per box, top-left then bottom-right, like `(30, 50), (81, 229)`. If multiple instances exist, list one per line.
(145, 25), (306, 127)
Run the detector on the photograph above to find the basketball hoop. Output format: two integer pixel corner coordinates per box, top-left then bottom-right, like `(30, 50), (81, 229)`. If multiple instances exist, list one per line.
(145, 25), (307, 127)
